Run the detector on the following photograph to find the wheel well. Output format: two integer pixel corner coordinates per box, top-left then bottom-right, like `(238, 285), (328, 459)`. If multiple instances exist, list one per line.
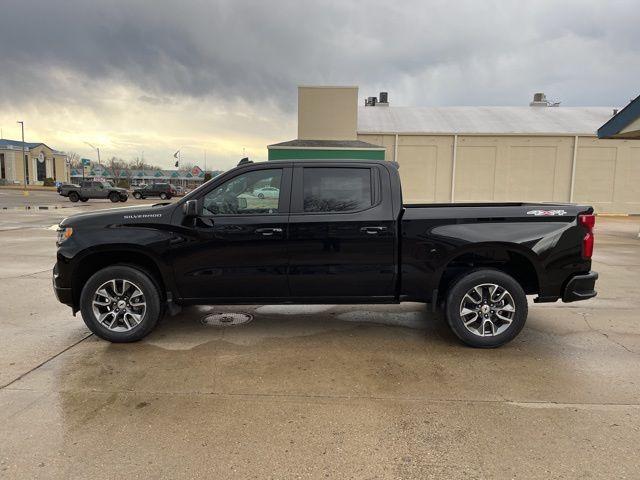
(72, 251), (166, 307)
(437, 250), (539, 301)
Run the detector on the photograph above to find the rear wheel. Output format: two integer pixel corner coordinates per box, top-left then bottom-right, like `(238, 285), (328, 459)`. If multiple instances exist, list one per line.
(69, 192), (79, 202)
(160, 192), (167, 200)
(80, 197), (88, 202)
(80, 265), (162, 342)
(445, 269), (527, 348)
(119, 195), (127, 202)
(133, 192), (141, 199)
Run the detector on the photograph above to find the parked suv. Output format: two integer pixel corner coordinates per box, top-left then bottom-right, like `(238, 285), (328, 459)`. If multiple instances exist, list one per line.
(132, 183), (176, 200)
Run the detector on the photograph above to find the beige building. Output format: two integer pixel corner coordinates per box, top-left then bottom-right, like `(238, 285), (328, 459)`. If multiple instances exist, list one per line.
(274, 86), (640, 214)
(0, 139), (69, 185)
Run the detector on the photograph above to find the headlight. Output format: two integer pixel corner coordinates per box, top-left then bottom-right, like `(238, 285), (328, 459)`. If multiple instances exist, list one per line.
(56, 227), (73, 245)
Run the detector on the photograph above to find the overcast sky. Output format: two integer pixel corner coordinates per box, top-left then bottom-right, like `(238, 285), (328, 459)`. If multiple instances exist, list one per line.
(1, 0), (638, 169)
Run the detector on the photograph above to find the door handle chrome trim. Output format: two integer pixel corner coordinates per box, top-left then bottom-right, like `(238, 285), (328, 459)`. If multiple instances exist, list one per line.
(256, 227), (283, 236)
(360, 226), (387, 235)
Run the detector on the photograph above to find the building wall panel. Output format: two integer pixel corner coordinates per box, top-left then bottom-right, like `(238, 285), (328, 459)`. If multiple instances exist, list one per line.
(455, 145), (497, 201)
(298, 86), (358, 140)
(357, 133), (640, 213)
(574, 145), (617, 204)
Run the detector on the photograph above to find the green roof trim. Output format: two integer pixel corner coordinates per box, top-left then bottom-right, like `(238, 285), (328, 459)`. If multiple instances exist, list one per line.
(268, 148), (385, 161)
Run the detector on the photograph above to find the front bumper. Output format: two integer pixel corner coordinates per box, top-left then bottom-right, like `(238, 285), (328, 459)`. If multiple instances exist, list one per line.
(52, 263), (73, 307)
(562, 271), (598, 303)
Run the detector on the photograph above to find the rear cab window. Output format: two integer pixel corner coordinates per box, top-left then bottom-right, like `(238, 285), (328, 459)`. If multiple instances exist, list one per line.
(302, 167), (374, 213)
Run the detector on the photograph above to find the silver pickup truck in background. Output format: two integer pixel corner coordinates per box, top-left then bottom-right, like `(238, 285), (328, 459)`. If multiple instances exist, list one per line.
(58, 180), (128, 203)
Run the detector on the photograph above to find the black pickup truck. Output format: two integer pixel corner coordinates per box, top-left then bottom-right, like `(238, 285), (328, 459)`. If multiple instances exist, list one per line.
(53, 160), (597, 347)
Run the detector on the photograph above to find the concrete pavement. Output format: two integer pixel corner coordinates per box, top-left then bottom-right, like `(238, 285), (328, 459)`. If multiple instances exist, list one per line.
(0, 202), (639, 479)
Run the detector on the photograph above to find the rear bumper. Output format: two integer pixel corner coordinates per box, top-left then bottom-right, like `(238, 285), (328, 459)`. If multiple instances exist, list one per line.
(562, 271), (598, 303)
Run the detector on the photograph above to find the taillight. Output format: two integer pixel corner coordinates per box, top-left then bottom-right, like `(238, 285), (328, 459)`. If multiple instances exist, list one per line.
(579, 214), (595, 259)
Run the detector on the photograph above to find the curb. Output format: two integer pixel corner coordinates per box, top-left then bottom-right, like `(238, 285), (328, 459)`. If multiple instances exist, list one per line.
(1, 205), (68, 211)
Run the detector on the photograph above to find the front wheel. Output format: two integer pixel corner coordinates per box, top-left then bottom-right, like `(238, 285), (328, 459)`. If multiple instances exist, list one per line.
(80, 197), (88, 202)
(445, 269), (528, 348)
(133, 192), (141, 199)
(109, 192), (120, 203)
(119, 195), (127, 202)
(159, 192), (167, 200)
(80, 265), (162, 342)
(69, 192), (79, 202)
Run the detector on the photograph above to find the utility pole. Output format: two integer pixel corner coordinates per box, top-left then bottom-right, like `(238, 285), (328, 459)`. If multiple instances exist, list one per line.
(84, 142), (101, 165)
(17, 121), (27, 187)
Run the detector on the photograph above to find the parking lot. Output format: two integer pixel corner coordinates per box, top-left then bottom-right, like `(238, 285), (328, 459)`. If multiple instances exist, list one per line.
(1, 189), (639, 479)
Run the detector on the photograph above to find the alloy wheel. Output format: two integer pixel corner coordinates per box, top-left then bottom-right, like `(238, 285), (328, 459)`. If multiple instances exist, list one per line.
(92, 279), (147, 332)
(459, 283), (516, 337)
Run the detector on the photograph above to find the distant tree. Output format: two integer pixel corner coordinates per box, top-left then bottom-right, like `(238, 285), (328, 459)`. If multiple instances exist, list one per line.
(108, 156), (130, 184)
(203, 172), (212, 182)
(67, 151), (81, 168)
(129, 156), (155, 171)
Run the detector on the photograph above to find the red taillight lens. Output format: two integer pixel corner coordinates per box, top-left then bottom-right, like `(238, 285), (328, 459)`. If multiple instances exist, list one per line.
(579, 214), (595, 259)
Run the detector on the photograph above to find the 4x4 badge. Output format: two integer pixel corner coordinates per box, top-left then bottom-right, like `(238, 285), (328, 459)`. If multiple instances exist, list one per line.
(526, 209), (567, 216)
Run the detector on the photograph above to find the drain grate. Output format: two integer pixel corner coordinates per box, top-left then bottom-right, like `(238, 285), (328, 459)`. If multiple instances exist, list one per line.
(201, 312), (253, 327)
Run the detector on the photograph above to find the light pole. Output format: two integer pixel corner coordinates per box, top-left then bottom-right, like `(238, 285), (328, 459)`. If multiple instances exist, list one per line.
(17, 121), (27, 187)
(84, 142), (101, 165)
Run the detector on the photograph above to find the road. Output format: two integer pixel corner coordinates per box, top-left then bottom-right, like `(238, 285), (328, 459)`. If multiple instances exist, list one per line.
(1, 194), (639, 479)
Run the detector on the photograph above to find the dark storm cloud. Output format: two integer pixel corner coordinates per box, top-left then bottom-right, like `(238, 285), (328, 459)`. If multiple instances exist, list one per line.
(1, 0), (639, 109)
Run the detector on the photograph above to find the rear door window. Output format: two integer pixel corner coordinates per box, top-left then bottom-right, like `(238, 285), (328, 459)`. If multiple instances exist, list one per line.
(302, 168), (372, 213)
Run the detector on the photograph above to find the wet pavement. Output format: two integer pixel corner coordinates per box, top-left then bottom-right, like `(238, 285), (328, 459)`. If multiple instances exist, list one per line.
(0, 203), (639, 479)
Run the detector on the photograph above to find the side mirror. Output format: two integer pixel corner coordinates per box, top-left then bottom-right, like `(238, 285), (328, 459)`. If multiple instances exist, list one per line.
(183, 199), (201, 217)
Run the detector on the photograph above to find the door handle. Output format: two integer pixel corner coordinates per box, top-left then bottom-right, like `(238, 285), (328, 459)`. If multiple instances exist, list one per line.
(255, 227), (283, 236)
(360, 226), (387, 235)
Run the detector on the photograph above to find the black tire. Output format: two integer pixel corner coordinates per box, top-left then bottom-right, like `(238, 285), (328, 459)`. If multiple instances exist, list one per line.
(69, 192), (79, 202)
(80, 197), (88, 202)
(109, 192), (120, 203)
(133, 192), (141, 199)
(160, 192), (167, 200)
(119, 195), (127, 202)
(445, 269), (528, 348)
(80, 265), (162, 342)
(258, 193), (264, 199)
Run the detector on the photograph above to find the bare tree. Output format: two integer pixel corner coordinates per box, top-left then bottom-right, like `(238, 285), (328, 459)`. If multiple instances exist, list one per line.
(66, 151), (81, 168)
(129, 156), (155, 171)
(108, 156), (131, 186)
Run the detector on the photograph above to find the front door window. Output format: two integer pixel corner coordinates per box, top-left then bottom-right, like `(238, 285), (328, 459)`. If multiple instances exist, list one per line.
(203, 169), (282, 215)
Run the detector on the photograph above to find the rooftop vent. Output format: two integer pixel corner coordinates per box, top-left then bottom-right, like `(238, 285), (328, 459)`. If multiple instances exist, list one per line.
(530, 92), (560, 107)
(365, 92), (390, 107)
